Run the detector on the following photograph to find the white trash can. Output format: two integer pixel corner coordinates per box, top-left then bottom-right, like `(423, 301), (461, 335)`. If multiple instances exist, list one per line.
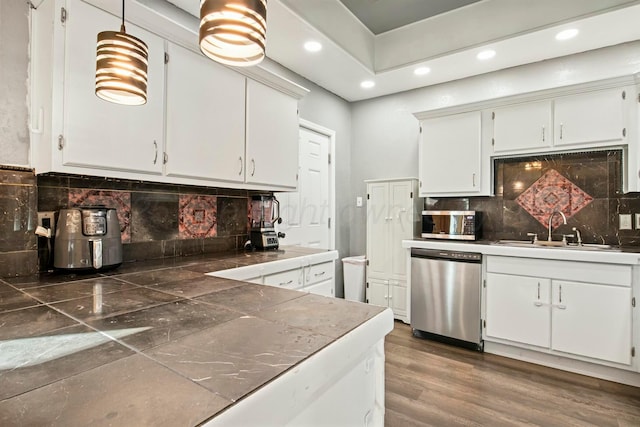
(342, 255), (366, 302)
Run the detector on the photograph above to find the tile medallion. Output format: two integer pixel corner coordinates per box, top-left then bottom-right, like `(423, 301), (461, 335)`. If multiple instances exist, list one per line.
(516, 169), (593, 228)
(179, 195), (217, 239)
(68, 189), (132, 243)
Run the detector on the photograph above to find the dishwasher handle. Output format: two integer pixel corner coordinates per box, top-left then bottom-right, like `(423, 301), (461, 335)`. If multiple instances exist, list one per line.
(411, 248), (482, 263)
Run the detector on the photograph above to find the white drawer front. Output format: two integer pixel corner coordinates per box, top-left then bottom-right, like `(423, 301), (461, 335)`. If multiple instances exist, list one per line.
(306, 262), (334, 286)
(263, 268), (303, 290)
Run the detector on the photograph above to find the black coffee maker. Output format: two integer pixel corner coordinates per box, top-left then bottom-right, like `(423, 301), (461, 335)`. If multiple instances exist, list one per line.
(250, 195), (285, 250)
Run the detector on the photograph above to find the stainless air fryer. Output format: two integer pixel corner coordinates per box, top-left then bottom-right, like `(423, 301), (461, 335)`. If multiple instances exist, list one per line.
(54, 207), (123, 270)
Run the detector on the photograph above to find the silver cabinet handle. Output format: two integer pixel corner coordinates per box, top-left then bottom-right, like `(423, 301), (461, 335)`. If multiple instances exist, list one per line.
(251, 159), (256, 176)
(314, 271), (326, 277)
(472, 173), (476, 187)
(238, 157), (243, 175)
(153, 141), (158, 164)
(560, 123), (564, 140)
(537, 282), (540, 299)
(279, 280), (293, 286)
(163, 152), (168, 165)
(555, 284), (566, 309)
(542, 126), (545, 142)
(559, 284), (562, 303)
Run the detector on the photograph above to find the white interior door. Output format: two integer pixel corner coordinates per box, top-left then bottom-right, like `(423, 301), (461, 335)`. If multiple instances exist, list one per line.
(277, 127), (331, 248)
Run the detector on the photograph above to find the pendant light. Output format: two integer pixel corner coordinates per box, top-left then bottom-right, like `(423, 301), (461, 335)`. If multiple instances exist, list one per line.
(199, 0), (267, 67)
(95, 0), (149, 105)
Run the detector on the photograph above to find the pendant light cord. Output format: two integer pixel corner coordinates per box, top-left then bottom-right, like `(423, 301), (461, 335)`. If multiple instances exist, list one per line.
(120, 0), (126, 33)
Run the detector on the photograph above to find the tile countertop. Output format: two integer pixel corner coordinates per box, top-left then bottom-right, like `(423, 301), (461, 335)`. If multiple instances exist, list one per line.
(0, 246), (384, 426)
(403, 239), (640, 265)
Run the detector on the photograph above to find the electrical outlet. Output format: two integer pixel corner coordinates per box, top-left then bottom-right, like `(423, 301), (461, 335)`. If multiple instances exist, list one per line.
(37, 211), (56, 231)
(619, 213), (632, 230)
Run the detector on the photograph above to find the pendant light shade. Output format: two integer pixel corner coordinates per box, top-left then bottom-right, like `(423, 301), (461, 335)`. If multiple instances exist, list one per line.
(199, 0), (267, 67)
(95, 1), (149, 105)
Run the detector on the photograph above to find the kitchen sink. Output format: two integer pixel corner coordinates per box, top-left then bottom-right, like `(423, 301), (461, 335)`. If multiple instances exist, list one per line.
(491, 240), (619, 251)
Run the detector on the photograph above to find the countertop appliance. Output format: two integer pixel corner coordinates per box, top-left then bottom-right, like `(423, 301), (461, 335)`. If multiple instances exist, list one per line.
(54, 207), (122, 270)
(250, 195), (285, 250)
(410, 248), (483, 350)
(421, 210), (480, 240)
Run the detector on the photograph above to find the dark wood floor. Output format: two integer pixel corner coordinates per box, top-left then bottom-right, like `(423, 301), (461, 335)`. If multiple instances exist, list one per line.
(385, 321), (640, 427)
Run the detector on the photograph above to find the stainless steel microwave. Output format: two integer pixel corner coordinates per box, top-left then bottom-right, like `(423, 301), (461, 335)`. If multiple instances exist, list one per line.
(421, 210), (480, 240)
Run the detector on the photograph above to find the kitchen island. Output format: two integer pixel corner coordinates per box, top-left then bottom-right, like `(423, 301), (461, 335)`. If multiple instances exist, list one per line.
(0, 247), (393, 426)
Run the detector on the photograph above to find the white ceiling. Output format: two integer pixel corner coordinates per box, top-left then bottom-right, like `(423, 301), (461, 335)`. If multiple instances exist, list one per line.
(166, 0), (640, 102)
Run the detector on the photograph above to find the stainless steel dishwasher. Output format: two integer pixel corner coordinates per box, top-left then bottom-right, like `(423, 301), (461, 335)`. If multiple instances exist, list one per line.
(410, 248), (483, 351)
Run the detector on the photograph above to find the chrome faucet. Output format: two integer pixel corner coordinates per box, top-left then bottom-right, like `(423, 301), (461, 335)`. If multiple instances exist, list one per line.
(548, 210), (567, 241)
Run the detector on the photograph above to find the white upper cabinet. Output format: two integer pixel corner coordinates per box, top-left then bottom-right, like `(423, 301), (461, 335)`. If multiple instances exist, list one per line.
(165, 42), (246, 183)
(492, 100), (552, 153)
(30, 0), (307, 191)
(58, 1), (165, 174)
(554, 88), (626, 147)
(419, 111), (481, 196)
(245, 80), (299, 189)
(492, 87), (628, 154)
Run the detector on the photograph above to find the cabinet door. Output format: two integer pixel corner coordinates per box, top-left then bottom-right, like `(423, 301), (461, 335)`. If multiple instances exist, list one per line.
(245, 80), (299, 188)
(389, 181), (414, 279)
(389, 281), (407, 317)
(306, 280), (334, 298)
(551, 281), (632, 365)
(554, 89), (626, 147)
(366, 182), (389, 279)
(492, 101), (552, 153)
(366, 279), (389, 308)
(485, 273), (551, 348)
(165, 43), (245, 182)
(419, 111), (481, 195)
(62, 1), (164, 174)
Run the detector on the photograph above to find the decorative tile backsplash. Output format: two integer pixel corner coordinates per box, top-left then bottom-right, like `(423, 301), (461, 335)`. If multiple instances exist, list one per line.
(427, 149), (640, 245)
(516, 169), (594, 228)
(33, 174), (260, 272)
(68, 189), (132, 242)
(178, 195), (218, 239)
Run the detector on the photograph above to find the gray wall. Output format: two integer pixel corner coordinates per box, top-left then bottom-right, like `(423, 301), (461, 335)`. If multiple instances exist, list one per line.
(0, 1), (30, 166)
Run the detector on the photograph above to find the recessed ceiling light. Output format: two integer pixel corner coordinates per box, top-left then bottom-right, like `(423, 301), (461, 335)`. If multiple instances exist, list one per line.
(476, 49), (496, 60)
(304, 41), (322, 52)
(414, 67), (431, 76)
(360, 80), (375, 89)
(555, 29), (579, 41)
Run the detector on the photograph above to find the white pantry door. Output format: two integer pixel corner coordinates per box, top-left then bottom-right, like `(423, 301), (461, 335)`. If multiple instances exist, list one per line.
(277, 127), (331, 248)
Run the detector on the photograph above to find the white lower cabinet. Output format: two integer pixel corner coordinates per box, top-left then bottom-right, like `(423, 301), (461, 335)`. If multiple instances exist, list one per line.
(485, 273), (551, 348)
(210, 253), (336, 297)
(366, 279), (407, 318)
(484, 256), (633, 367)
(551, 281), (632, 365)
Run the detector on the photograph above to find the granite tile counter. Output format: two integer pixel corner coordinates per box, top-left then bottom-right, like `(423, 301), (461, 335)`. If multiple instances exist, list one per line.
(0, 247), (391, 426)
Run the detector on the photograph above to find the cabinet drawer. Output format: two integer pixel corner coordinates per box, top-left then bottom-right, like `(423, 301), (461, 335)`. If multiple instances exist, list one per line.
(263, 268), (303, 290)
(306, 262), (334, 286)
(486, 256), (631, 286)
